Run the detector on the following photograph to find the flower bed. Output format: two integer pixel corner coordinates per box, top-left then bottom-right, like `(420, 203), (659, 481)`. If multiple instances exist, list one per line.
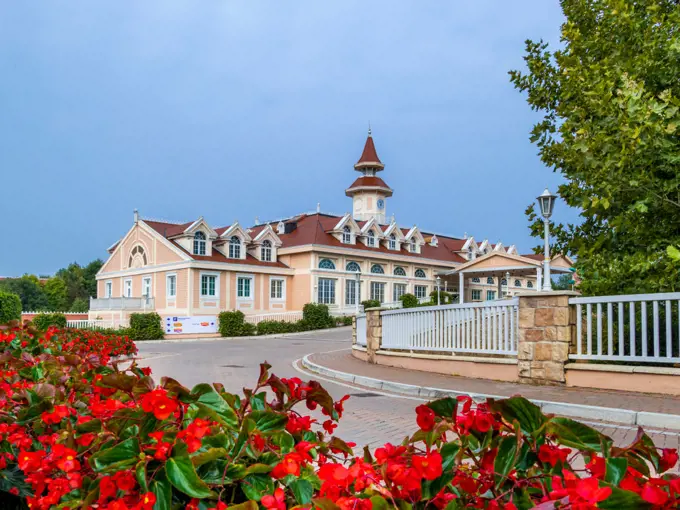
(0, 324), (678, 509)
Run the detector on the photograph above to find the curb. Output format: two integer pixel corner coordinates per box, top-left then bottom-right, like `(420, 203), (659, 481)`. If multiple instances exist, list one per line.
(136, 326), (351, 344)
(300, 355), (680, 431)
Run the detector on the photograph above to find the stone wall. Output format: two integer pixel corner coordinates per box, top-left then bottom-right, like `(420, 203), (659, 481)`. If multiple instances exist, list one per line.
(365, 308), (383, 364)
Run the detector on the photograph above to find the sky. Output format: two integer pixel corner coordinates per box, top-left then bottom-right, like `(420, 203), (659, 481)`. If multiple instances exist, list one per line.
(0, 1), (577, 276)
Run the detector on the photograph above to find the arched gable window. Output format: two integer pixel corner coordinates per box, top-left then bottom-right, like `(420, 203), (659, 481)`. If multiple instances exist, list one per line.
(229, 236), (241, 259)
(366, 231), (376, 247)
(261, 240), (272, 262)
(346, 261), (361, 272)
(471, 277), (480, 283)
(394, 266), (406, 276)
(128, 245), (148, 268)
(342, 226), (352, 244)
(486, 277), (494, 284)
(319, 258), (336, 270)
(415, 269), (426, 278)
(527, 281), (534, 289)
(388, 234), (397, 250)
(515, 279), (522, 287)
(371, 264), (384, 274)
(193, 231), (206, 255)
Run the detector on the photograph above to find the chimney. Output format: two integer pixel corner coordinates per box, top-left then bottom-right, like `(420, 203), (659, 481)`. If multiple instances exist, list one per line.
(276, 221), (285, 235)
(134, 209), (139, 223)
(255, 216), (260, 225)
(316, 203), (321, 213)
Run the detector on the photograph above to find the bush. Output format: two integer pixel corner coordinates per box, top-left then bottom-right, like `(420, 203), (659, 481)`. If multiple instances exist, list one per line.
(302, 303), (335, 329)
(0, 324), (675, 509)
(360, 299), (381, 309)
(218, 310), (256, 337)
(338, 315), (353, 326)
(69, 297), (89, 312)
(128, 312), (164, 340)
(32, 312), (67, 330)
(256, 320), (299, 335)
(399, 293), (419, 308)
(0, 291), (21, 323)
(429, 290), (452, 305)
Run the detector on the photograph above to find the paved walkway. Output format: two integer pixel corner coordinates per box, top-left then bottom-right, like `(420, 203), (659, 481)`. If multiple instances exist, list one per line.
(308, 350), (680, 416)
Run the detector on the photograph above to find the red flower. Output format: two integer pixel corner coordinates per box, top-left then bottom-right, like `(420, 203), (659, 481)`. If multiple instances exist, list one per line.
(140, 388), (178, 420)
(113, 470), (137, 492)
(412, 452), (443, 480)
(52, 445), (80, 472)
(323, 419), (338, 435)
(660, 448), (679, 472)
(18, 450), (45, 472)
(252, 434), (266, 451)
(271, 454), (301, 479)
(137, 492), (157, 510)
(538, 444), (570, 467)
(262, 488), (286, 510)
(432, 490), (457, 509)
(585, 455), (606, 479)
(286, 414), (315, 434)
(641, 483), (669, 505)
(575, 477), (612, 504)
(416, 405), (436, 431)
(336, 497), (372, 510)
(42, 405), (71, 425)
(473, 411), (494, 433)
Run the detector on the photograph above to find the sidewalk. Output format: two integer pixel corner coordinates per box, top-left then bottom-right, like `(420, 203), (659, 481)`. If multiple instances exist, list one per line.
(304, 349), (680, 430)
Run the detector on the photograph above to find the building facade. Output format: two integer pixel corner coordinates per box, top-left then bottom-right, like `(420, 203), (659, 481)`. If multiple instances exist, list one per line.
(93, 132), (557, 325)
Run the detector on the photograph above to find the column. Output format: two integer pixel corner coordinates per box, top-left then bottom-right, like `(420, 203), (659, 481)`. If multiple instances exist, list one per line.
(496, 276), (502, 300)
(536, 268), (542, 292)
(458, 272), (465, 304)
(505, 271), (511, 298)
(365, 308), (383, 364)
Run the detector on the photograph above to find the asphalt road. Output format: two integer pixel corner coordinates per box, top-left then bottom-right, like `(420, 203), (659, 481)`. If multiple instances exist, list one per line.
(134, 328), (679, 451)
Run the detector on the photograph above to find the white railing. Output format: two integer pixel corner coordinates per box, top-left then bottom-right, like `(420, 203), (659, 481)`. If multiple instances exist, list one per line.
(570, 293), (680, 364)
(89, 297), (155, 311)
(244, 311), (304, 325)
(381, 299), (518, 355)
(381, 301), (404, 309)
(356, 314), (367, 347)
(67, 319), (129, 330)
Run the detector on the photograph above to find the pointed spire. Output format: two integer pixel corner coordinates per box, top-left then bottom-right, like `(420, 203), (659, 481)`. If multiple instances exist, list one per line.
(354, 127), (384, 171)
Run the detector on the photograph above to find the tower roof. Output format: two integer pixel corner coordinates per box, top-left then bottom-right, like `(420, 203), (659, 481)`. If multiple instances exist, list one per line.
(345, 176), (393, 197)
(354, 129), (385, 171)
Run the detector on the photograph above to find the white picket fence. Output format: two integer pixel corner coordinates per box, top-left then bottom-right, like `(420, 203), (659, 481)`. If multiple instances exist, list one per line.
(244, 311), (304, 325)
(356, 314), (367, 346)
(380, 299), (519, 355)
(570, 292), (680, 364)
(66, 319), (129, 330)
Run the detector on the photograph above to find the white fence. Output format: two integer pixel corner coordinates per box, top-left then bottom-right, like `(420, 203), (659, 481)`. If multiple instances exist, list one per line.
(380, 299), (519, 355)
(89, 297), (155, 311)
(570, 292), (680, 364)
(67, 319), (129, 330)
(244, 311), (304, 326)
(356, 314), (367, 346)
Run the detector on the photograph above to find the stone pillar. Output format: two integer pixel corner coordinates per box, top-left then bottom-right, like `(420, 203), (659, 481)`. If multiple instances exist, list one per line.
(517, 291), (578, 385)
(352, 316), (357, 345)
(365, 308), (384, 364)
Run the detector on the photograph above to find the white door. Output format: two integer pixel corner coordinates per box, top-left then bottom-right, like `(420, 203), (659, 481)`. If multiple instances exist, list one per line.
(124, 280), (132, 298)
(142, 277), (152, 298)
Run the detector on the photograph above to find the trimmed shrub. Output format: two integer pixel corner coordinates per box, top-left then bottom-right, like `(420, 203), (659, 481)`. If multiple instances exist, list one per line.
(0, 291), (21, 323)
(256, 320), (299, 335)
(218, 310), (255, 337)
(301, 303), (334, 330)
(399, 294), (419, 308)
(128, 312), (164, 340)
(32, 313), (67, 330)
(338, 315), (353, 326)
(429, 290), (452, 305)
(360, 299), (381, 310)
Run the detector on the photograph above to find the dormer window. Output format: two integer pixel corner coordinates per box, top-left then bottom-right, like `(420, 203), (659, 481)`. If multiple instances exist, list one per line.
(193, 232), (206, 255)
(388, 234), (397, 250)
(342, 226), (352, 244)
(410, 238), (419, 253)
(229, 236), (241, 259)
(261, 240), (272, 262)
(367, 231), (376, 247)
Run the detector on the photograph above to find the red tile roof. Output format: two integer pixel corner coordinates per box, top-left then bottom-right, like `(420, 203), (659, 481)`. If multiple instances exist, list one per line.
(345, 176), (393, 197)
(354, 134), (384, 170)
(521, 253), (544, 261)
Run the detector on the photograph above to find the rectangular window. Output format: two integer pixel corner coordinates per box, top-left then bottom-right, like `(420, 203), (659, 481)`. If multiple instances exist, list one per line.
(201, 275), (217, 297)
(270, 278), (284, 300)
(342, 232), (352, 244)
(393, 283), (407, 301)
(471, 289), (482, 301)
(237, 276), (252, 299)
(486, 290), (496, 301)
(345, 279), (361, 305)
(167, 274), (176, 298)
(370, 282), (385, 303)
(414, 285), (428, 299)
(123, 279), (132, 298)
(142, 277), (152, 298)
(105, 281), (112, 298)
(318, 278), (335, 304)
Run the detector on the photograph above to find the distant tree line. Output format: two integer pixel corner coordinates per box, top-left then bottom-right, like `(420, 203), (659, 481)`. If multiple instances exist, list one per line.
(0, 259), (103, 312)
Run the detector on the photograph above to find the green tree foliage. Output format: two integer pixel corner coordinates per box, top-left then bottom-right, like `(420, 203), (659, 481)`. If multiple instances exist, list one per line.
(0, 292), (22, 323)
(510, 0), (680, 295)
(43, 277), (69, 311)
(32, 313), (67, 330)
(82, 259), (103, 297)
(552, 273), (574, 291)
(69, 297), (89, 313)
(56, 263), (88, 304)
(0, 275), (48, 311)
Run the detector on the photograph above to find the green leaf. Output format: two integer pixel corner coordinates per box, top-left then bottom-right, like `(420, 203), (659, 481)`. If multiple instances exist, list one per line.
(191, 447), (228, 467)
(289, 478), (314, 505)
(312, 498), (340, 510)
(597, 484), (650, 510)
(421, 472), (454, 500)
(245, 463), (274, 475)
(191, 384), (239, 428)
(440, 442), (460, 472)
(370, 496), (389, 510)
(89, 438), (140, 472)
(427, 397), (457, 418)
(489, 397), (546, 436)
(165, 445), (214, 499)
(667, 245), (680, 261)
(241, 473), (275, 501)
(251, 392), (266, 411)
(135, 460), (149, 493)
(605, 457), (628, 486)
(229, 502), (258, 510)
(494, 436), (518, 487)
(150, 471), (172, 510)
(250, 410), (288, 433)
(548, 417), (605, 452)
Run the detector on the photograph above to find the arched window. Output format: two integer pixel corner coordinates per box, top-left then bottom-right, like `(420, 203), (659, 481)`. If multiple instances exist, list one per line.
(394, 266), (406, 276)
(415, 269), (426, 278)
(261, 240), (272, 262)
(501, 278), (507, 286)
(342, 226), (352, 244)
(367, 231), (376, 247)
(128, 245), (148, 268)
(388, 234), (397, 250)
(515, 279), (522, 287)
(486, 277), (494, 284)
(527, 281), (534, 289)
(229, 236), (241, 259)
(346, 261), (361, 272)
(193, 232), (206, 255)
(371, 264), (384, 274)
(319, 258), (336, 270)
(471, 277), (480, 283)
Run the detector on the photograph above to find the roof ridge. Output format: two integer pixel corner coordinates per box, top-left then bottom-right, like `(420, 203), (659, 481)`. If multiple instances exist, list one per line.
(141, 216), (189, 226)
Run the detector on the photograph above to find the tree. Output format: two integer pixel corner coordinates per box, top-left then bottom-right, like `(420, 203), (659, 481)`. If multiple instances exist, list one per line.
(43, 277), (69, 311)
(82, 259), (103, 298)
(56, 263), (87, 305)
(552, 273), (574, 291)
(510, 0), (680, 296)
(0, 276), (48, 311)
(69, 297), (89, 313)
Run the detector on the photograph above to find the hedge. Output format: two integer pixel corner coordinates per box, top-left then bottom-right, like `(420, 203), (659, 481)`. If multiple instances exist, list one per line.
(360, 299), (381, 309)
(218, 310), (256, 337)
(301, 303), (335, 329)
(399, 293), (419, 308)
(0, 291), (21, 323)
(128, 312), (164, 340)
(32, 312), (67, 330)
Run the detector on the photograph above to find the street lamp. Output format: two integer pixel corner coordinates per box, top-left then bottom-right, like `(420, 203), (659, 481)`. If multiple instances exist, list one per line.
(354, 271), (361, 315)
(537, 187), (557, 291)
(436, 276), (441, 306)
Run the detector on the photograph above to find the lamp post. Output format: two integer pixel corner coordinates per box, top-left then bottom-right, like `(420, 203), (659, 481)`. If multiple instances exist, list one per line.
(436, 276), (441, 306)
(537, 187), (557, 292)
(354, 272), (361, 315)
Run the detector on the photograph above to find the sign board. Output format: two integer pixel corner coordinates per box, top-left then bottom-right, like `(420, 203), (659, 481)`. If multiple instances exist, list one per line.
(164, 316), (217, 335)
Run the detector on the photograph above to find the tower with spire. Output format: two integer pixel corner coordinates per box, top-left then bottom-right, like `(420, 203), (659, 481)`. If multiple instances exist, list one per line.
(345, 128), (393, 224)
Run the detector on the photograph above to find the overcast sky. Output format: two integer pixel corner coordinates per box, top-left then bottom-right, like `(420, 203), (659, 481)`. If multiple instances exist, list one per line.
(0, 1), (575, 276)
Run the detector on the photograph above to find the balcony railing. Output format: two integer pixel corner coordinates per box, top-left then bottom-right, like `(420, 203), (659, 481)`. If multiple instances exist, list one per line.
(89, 297), (155, 311)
